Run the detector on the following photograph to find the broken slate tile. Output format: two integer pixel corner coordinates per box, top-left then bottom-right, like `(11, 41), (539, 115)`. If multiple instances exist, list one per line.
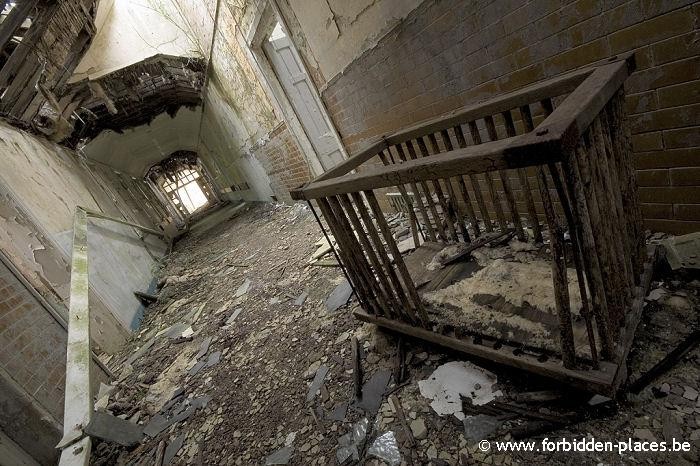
(234, 279), (251, 298)
(355, 370), (392, 414)
(195, 337), (212, 359)
(144, 395), (212, 437)
(163, 434), (185, 465)
(463, 414), (501, 443)
(327, 402), (348, 421)
(293, 291), (308, 307)
(224, 308), (242, 326)
(306, 365), (329, 402)
(85, 411), (144, 446)
(265, 446), (293, 465)
(206, 351), (221, 368)
(188, 360), (206, 377)
(325, 279), (353, 313)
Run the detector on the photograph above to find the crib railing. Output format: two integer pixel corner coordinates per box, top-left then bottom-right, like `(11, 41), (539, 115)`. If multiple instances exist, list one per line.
(291, 54), (657, 394)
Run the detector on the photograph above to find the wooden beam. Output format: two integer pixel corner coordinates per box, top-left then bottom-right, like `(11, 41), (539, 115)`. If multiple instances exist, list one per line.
(353, 308), (619, 395)
(294, 133), (561, 200)
(0, 0), (37, 52)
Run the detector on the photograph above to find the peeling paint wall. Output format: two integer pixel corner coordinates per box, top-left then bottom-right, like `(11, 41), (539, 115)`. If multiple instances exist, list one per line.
(71, 0), (200, 81)
(0, 121), (166, 352)
(170, 0), (309, 202)
(281, 0), (423, 86)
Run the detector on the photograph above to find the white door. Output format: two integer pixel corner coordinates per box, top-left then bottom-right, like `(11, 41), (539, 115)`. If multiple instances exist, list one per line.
(263, 23), (344, 171)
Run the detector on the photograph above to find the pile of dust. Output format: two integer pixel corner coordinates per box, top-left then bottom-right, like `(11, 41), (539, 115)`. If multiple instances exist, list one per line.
(423, 258), (585, 352)
(425, 258), (583, 314)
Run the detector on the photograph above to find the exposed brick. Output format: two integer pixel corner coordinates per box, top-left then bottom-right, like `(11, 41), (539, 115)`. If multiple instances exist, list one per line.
(651, 30), (700, 66)
(644, 219), (700, 235)
(663, 126), (700, 148)
(636, 169), (670, 186)
(638, 186), (700, 204)
(608, 7), (695, 53)
(641, 203), (673, 219)
(635, 147), (700, 169)
(670, 167), (700, 186)
(630, 103), (700, 134)
(657, 80), (700, 109)
(631, 132), (663, 152)
(674, 204), (700, 221)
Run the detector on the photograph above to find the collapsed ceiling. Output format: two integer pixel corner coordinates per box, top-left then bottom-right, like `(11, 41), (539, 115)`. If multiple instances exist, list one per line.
(49, 54), (205, 147)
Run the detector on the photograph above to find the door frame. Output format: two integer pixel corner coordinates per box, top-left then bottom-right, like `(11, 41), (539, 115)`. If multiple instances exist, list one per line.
(245, 0), (347, 176)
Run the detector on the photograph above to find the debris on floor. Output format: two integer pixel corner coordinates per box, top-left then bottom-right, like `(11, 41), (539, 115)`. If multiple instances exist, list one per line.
(89, 204), (700, 466)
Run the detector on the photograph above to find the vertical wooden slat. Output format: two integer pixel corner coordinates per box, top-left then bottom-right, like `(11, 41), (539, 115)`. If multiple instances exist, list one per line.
(317, 198), (375, 313)
(468, 121), (507, 231)
(439, 129), (470, 242)
(350, 192), (417, 322)
(422, 135), (459, 241)
(588, 120), (628, 328)
(536, 168), (576, 368)
(515, 106), (544, 243)
(377, 151), (422, 246)
(609, 91), (645, 279)
(485, 115), (524, 238)
(337, 194), (405, 320)
(452, 125), (481, 237)
(365, 190), (429, 325)
(597, 114), (636, 307)
(409, 140), (451, 240)
(577, 134), (623, 336)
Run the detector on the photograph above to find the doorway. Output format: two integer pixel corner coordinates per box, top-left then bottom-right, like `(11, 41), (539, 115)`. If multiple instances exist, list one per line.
(260, 21), (345, 171)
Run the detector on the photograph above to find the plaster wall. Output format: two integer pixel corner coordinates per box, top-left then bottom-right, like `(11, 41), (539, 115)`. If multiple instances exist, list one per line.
(71, 0), (200, 82)
(0, 122), (166, 349)
(282, 0), (423, 86)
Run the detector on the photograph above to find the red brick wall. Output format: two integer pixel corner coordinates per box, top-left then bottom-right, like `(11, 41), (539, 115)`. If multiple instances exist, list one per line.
(255, 122), (313, 202)
(320, 0), (700, 234)
(0, 263), (66, 420)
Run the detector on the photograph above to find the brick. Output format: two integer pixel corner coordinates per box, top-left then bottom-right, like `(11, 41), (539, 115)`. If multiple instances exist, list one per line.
(631, 132), (663, 152)
(625, 90), (657, 115)
(608, 8), (695, 53)
(673, 204), (700, 221)
(641, 203), (673, 219)
(670, 167), (700, 186)
(651, 30), (700, 66)
(638, 186), (700, 204)
(630, 103), (700, 134)
(644, 219), (700, 235)
(657, 80), (700, 109)
(663, 126), (700, 148)
(625, 56), (700, 94)
(543, 37), (609, 75)
(636, 169), (670, 186)
(635, 147), (700, 169)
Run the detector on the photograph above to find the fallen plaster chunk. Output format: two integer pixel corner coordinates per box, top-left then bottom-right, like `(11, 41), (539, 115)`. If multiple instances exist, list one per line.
(336, 418), (368, 464)
(397, 236), (416, 254)
(418, 361), (502, 420)
(234, 279), (251, 298)
(367, 431), (401, 466)
(325, 279), (353, 312)
(306, 365), (329, 402)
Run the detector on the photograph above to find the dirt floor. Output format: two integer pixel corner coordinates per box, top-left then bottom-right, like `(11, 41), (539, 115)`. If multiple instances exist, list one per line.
(92, 203), (700, 465)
